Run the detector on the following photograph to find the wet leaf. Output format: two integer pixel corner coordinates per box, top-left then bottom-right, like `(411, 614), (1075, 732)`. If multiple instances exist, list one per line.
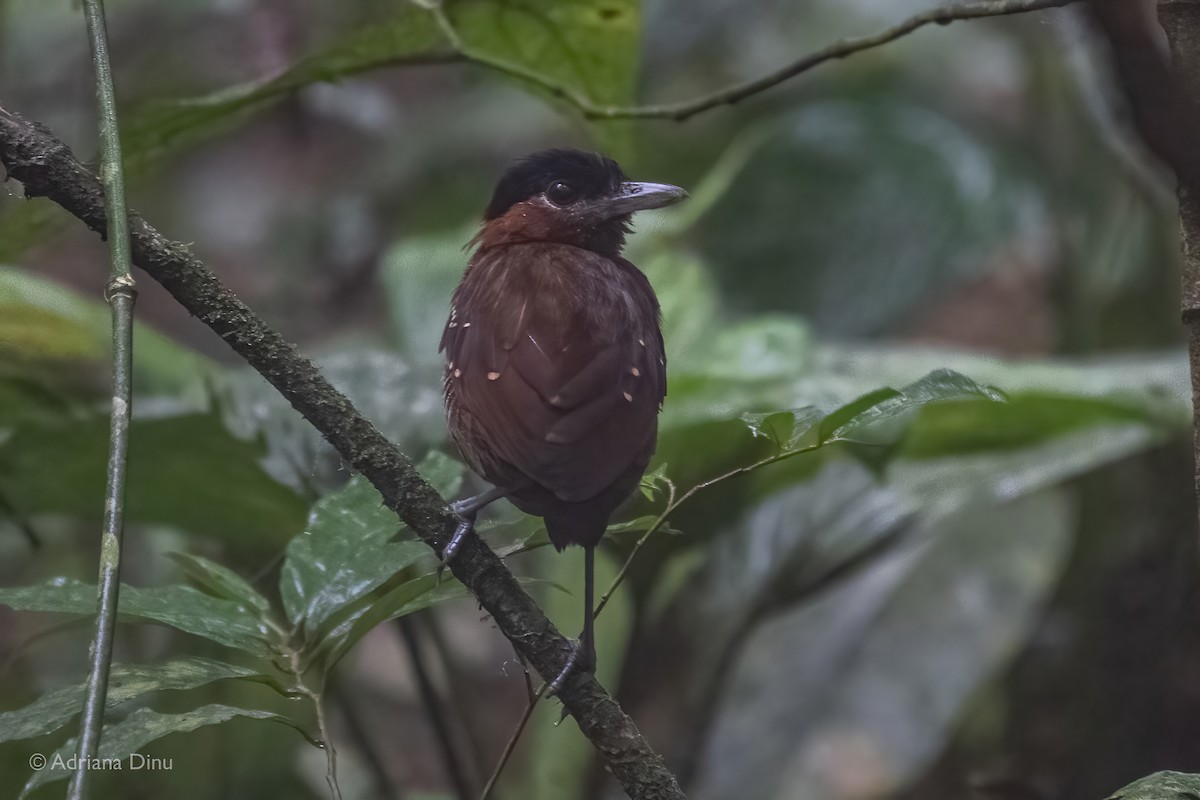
(741, 407), (823, 452)
(694, 492), (1074, 800)
(123, 0), (638, 167)
(0, 657), (276, 744)
(821, 369), (1004, 445)
(279, 453), (463, 634)
(166, 553), (272, 617)
(1107, 771), (1200, 800)
(638, 462), (670, 500)
(0, 580), (272, 655)
(0, 412), (306, 547)
(0, 268), (217, 394)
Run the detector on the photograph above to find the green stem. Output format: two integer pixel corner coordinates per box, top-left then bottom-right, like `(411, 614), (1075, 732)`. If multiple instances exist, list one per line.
(288, 651), (342, 800)
(68, 1), (136, 798)
(596, 440), (829, 617)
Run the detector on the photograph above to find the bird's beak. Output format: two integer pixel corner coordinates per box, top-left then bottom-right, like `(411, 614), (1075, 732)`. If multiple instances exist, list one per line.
(584, 181), (689, 220)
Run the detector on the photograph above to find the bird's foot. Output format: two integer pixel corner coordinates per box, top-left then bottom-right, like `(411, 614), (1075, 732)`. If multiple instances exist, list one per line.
(437, 501), (477, 579)
(547, 637), (596, 696)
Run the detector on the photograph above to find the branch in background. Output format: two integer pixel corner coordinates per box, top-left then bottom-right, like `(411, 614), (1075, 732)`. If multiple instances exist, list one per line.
(1089, 0), (1200, 190)
(431, 0), (1081, 121)
(68, 2), (137, 798)
(0, 106), (684, 800)
(1093, 0), (1200, 515)
(328, 679), (399, 800)
(395, 618), (476, 800)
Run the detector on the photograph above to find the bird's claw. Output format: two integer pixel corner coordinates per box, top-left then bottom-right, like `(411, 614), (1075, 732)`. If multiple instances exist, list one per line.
(547, 638), (595, 696)
(437, 513), (474, 581)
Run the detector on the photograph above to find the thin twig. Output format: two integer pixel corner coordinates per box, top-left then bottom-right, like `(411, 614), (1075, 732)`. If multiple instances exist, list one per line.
(0, 106), (684, 800)
(484, 438), (841, 794)
(427, 0), (1080, 121)
(418, 612), (489, 786)
(289, 650), (342, 800)
(479, 682), (549, 800)
(396, 617), (476, 800)
(68, 1), (136, 798)
(597, 440), (833, 614)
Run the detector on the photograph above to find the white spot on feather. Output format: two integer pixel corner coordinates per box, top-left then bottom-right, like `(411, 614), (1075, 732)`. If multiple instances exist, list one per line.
(487, 371), (501, 381)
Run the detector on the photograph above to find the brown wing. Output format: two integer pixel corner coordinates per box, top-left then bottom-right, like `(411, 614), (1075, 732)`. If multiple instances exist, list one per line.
(441, 245), (664, 503)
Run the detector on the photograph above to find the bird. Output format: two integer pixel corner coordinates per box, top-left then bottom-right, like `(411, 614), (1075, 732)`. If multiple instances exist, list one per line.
(439, 148), (687, 689)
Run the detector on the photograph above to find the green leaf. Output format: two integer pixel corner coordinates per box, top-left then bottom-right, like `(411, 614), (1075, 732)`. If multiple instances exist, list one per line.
(891, 423), (1161, 521)
(118, 8), (441, 165)
(694, 492), (1074, 800)
(219, 350), (448, 491)
(900, 393), (1158, 457)
(741, 407), (823, 452)
(118, 0), (639, 171)
(166, 553), (272, 616)
(1107, 772), (1200, 800)
(641, 251), (721, 368)
(0, 579), (272, 655)
(0, 657), (275, 744)
(446, 0), (639, 152)
(819, 369), (1004, 445)
(695, 100), (1043, 333)
(0, 374), (80, 428)
(0, 412), (306, 547)
(813, 345), (1189, 412)
(0, 267), (217, 394)
(279, 453), (464, 633)
(638, 462), (670, 501)
(382, 224), (476, 369)
(19, 704), (310, 798)
(317, 573), (468, 671)
(318, 572), (553, 672)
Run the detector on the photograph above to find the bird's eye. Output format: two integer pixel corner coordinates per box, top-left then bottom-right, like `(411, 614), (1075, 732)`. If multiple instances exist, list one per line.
(545, 181), (577, 206)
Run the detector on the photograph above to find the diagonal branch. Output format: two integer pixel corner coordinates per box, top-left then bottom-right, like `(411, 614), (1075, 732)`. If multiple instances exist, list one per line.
(0, 105), (684, 800)
(431, 0), (1081, 122)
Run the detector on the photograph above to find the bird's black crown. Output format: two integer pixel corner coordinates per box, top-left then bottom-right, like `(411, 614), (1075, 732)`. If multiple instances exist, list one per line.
(484, 149), (627, 220)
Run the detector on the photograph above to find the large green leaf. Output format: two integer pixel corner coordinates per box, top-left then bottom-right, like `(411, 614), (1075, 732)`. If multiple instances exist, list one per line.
(812, 345), (1189, 412)
(219, 349), (447, 493)
(693, 492), (1075, 800)
(19, 704), (309, 798)
(0, 658), (276, 744)
(126, 0), (638, 167)
(279, 452), (463, 635)
(166, 553), (273, 617)
(0, 580), (272, 655)
(1107, 772), (1200, 800)
(0, 268), (217, 394)
(899, 393), (1165, 457)
(382, 224), (476, 369)
(0, 412), (306, 546)
(695, 100), (1041, 334)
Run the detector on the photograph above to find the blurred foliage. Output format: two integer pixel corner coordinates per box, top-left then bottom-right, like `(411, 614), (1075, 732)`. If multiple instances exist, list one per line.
(1108, 772), (1200, 800)
(0, 1), (1192, 800)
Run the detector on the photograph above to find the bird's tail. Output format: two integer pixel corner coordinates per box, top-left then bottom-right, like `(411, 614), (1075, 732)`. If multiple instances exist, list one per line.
(544, 511), (608, 552)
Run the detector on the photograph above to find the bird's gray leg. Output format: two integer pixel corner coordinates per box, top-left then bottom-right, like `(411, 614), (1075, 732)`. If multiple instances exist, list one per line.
(550, 546), (597, 694)
(440, 485), (509, 566)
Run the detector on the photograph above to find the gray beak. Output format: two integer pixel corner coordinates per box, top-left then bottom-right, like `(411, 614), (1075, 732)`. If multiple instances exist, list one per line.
(584, 181), (689, 220)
